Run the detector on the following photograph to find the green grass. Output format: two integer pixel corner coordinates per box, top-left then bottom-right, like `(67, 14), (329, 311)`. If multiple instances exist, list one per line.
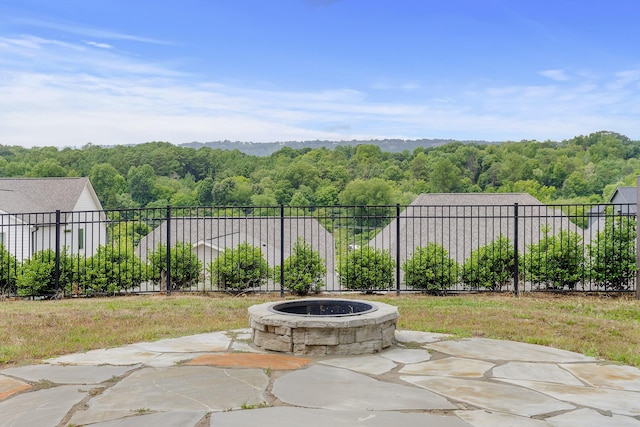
(1, 293), (639, 368)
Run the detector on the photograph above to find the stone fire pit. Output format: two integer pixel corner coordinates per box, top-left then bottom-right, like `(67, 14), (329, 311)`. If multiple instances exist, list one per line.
(249, 299), (399, 356)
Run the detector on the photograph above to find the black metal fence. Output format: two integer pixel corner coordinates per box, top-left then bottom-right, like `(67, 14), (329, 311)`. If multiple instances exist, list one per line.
(0, 203), (636, 298)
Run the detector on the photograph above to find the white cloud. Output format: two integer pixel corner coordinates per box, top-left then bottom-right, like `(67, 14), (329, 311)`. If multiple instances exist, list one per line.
(539, 69), (570, 82)
(1, 31), (639, 146)
(15, 17), (171, 45)
(85, 41), (113, 49)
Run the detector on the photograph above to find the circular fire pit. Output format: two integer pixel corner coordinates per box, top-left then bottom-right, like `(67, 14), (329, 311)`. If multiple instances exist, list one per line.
(249, 299), (399, 356)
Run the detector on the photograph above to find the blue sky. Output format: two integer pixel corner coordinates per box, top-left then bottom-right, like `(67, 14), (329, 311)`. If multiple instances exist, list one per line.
(1, 0), (639, 147)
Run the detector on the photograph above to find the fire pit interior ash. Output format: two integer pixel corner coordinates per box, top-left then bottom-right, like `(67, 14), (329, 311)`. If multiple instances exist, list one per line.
(269, 299), (377, 316)
(249, 299), (398, 356)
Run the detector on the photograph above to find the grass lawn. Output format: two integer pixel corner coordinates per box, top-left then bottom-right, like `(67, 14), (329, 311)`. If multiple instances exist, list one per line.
(1, 293), (639, 368)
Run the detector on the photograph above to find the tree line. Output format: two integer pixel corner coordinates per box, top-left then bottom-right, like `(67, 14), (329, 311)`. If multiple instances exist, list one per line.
(1, 130), (638, 210)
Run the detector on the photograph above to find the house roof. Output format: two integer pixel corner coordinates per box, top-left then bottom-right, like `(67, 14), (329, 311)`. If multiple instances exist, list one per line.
(587, 186), (637, 222)
(369, 193), (586, 264)
(0, 178), (94, 213)
(610, 186), (636, 204)
(136, 216), (337, 279)
(410, 192), (545, 206)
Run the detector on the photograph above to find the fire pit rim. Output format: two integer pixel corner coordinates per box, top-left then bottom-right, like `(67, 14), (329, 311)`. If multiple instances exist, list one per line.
(268, 298), (377, 317)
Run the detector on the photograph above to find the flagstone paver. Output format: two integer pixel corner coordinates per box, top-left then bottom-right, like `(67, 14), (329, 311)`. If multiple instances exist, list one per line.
(425, 337), (596, 363)
(395, 330), (451, 344)
(454, 409), (551, 426)
(399, 356), (494, 377)
(496, 378), (640, 416)
(380, 347), (432, 364)
(273, 365), (457, 411)
(1, 364), (138, 385)
(560, 362), (640, 391)
(187, 353), (311, 370)
(0, 385), (87, 427)
(68, 366), (269, 426)
(319, 355), (397, 375)
(210, 406), (472, 427)
(401, 376), (575, 417)
(1, 329), (639, 427)
(131, 332), (232, 353)
(0, 375), (31, 400)
(86, 410), (207, 427)
(545, 408), (640, 427)
(492, 362), (584, 386)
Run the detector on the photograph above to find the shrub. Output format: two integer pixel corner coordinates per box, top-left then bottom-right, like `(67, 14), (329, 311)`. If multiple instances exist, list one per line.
(461, 235), (515, 290)
(276, 238), (326, 295)
(587, 216), (636, 291)
(402, 243), (457, 293)
(207, 243), (270, 291)
(16, 248), (77, 297)
(0, 244), (17, 295)
(523, 229), (583, 290)
(148, 242), (203, 290)
(338, 246), (394, 293)
(83, 240), (146, 294)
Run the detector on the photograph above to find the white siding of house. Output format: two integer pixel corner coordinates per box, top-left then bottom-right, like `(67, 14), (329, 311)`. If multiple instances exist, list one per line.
(193, 242), (221, 278)
(69, 186), (108, 257)
(61, 212), (106, 257)
(0, 215), (31, 262)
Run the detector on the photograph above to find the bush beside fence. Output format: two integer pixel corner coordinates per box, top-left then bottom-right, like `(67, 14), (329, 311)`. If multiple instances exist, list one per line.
(0, 203), (636, 298)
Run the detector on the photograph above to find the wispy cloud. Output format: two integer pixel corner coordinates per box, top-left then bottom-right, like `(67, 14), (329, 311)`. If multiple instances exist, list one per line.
(14, 17), (171, 45)
(0, 30), (639, 146)
(539, 69), (570, 82)
(371, 81), (421, 91)
(85, 41), (113, 49)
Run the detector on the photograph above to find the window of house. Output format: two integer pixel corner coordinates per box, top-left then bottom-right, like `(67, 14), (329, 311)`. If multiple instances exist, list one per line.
(78, 228), (84, 250)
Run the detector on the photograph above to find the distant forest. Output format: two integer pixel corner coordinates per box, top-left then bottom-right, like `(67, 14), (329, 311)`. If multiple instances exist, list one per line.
(1, 130), (638, 210)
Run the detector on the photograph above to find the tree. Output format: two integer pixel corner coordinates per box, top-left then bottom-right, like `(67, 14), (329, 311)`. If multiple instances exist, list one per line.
(148, 242), (202, 291)
(461, 236), (515, 290)
(429, 157), (463, 192)
(89, 163), (126, 208)
(588, 216), (636, 290)
(338, 246), (394, 293)
(127, 164), (156, 206)
(196, 177), (215, 205)
(276, 238), (326, 295)
(338, 178), (395, 206)
(403, 243), (458, 293)
(207, 243), (270, 291)
(524, 230), (583, 290)
(212, 176), (252, 206)
(28, 158), (67, 177)
(338, 178), (396, 228)
(315, 184), (339, 206)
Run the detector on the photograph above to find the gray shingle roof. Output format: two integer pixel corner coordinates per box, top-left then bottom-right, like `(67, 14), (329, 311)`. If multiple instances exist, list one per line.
(369, 193), (586, 264)
(136, 216), (337, 285)
(0, 178), (92, 213)
(611, 186), (636, 204)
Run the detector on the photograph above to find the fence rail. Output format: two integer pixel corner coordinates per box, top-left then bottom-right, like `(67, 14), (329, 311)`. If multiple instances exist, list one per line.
(0, 203), (636, 298)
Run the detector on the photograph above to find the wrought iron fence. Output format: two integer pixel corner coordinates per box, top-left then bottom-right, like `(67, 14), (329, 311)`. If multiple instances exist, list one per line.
(0, 203), (636, 298)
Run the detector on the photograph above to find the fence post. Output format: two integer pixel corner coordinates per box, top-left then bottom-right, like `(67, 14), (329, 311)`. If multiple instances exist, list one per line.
(636, 177), (640, 300)
(54, 210), (61, 297)
(165, 205), (172, 295)
(396, 204), (401, 295)
(280, 205), (285, 297)
(513, 203), (519, 297)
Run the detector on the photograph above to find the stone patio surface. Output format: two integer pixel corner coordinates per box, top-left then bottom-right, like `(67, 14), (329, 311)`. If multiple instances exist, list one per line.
(1, 329), (640, 426)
